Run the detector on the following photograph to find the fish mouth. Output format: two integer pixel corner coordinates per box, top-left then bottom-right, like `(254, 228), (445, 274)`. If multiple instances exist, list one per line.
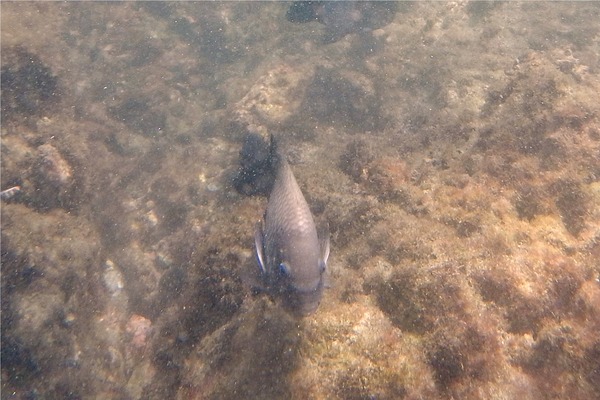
(283, 285), (323, 316)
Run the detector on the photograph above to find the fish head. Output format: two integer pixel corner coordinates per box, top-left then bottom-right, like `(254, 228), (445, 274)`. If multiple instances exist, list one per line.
(284, 277), (324, 316)
(273, 240), (326, 316)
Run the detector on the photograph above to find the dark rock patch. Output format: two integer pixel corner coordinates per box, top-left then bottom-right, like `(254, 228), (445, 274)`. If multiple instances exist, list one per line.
(339, 139), (374, 183)
(369, 267), (466, 335)
(108, 97), (167, 136)
(551, 179), (588, 236)
(1, 47), (60, 122)
(300, 67), (383, 132)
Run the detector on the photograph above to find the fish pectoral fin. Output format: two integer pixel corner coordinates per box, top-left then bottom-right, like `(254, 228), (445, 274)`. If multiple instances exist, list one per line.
(254, 221), (266, 273)
(318, 222), (330, 266)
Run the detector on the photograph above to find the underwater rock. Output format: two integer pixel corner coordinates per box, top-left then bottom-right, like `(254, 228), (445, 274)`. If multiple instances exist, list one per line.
(232, 63), (310, 141)
(108, 96), (167, 136)
(325, 188), (383, 253)
(1, 204), (110, 398)
(2, 2), (599, 399)
(36, 144), (73, 188)
(426, 321), (503, 395)
(232, 132), (277, 196)
(287, 1), (398, 43)
(149, 247), (245, 375)
(126, 314), (153, 349)
(367, 158), (411, 197)
(102, 259), (125, 295)
(551, 179), (589, 237)
(369, 265), (467, 335)
(177, 300), (300, 399)
(474, 270), (549, 335)
(339, 139), (374, 183)
(232, 64), (383, 144)
(30, 143), (78, 211)
(514, 186), (547, 221)
(1, 47), (60, 122)
(301, 66), (383, 132)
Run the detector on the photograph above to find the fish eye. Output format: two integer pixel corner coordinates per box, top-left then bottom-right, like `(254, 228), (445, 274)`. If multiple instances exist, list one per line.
(278, 263), (290, 276)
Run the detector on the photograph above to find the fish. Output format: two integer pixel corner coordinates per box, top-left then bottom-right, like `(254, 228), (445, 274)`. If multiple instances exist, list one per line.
(254, 136), (329, 316)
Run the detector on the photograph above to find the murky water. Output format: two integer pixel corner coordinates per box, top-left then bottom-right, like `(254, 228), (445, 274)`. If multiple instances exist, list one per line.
(2, 2), (599, 399)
